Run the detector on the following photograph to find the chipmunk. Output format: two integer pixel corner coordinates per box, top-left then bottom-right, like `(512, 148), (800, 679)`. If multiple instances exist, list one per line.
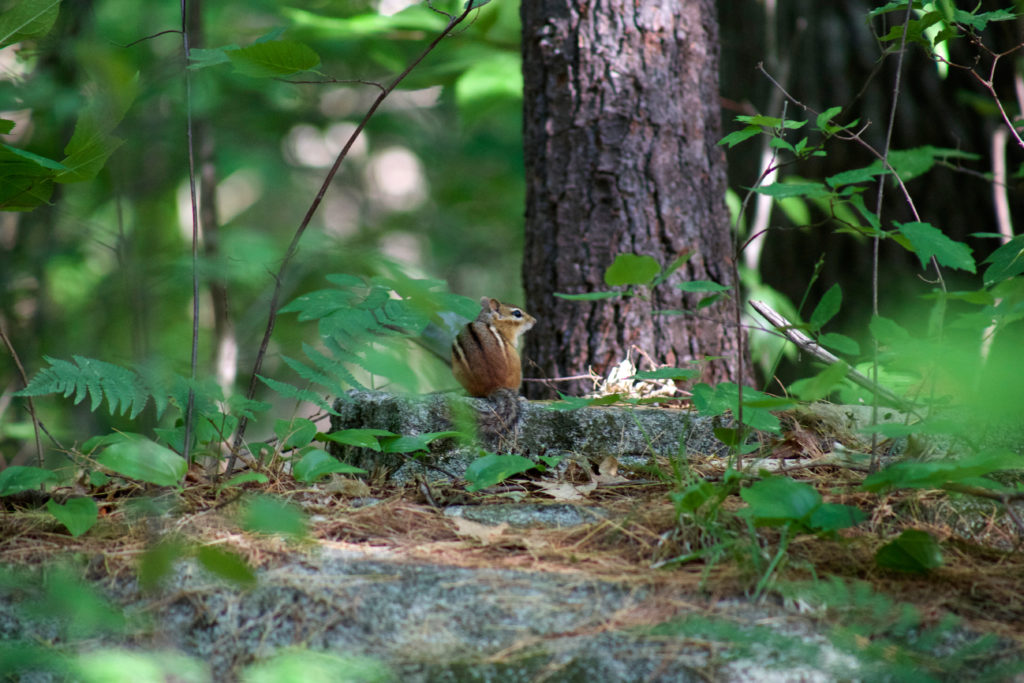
(451, 297), (535, 439)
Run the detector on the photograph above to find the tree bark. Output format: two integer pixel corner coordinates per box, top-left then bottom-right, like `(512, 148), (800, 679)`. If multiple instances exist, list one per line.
(520, 0), (750, 398)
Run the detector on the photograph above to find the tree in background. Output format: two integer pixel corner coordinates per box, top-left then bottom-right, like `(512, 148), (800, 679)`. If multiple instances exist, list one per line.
(520, 0), (751, 398)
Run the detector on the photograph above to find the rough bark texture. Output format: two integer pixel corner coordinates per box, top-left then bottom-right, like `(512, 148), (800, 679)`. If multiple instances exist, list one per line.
(520, 0), (750, 398)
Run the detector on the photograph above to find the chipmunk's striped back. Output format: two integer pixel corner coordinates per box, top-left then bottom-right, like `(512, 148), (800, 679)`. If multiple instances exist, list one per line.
(451, 297), (535, 398)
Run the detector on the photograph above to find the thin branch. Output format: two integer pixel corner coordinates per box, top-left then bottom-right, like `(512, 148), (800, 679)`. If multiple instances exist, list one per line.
(224, 3), (480, 477)
(748, 299), (917, 414)
(0, 322), (44, 464)
(180, 0), (201, 475)
(868, 3), (918, 473)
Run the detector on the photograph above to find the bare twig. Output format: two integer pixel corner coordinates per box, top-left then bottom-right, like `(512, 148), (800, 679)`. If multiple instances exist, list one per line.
(224, 3), (481, 477)
(866, 3), (914, 471)
(0, 322), (44, 465)
(180, 0), (201, 477)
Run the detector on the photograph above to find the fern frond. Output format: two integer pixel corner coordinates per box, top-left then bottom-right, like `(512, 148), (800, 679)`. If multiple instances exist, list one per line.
(257, 374), (335, 414)
(16, 355), (151, 419)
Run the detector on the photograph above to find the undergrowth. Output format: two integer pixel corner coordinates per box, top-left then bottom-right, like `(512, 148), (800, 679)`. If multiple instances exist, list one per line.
(1, 0), (1023, 680)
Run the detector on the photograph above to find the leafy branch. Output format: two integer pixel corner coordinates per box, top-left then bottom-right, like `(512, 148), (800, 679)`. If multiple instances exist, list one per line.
(225, 1), (484, 475)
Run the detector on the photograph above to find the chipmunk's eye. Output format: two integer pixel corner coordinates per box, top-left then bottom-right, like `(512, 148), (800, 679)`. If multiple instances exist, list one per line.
(512, 310), (523, 318)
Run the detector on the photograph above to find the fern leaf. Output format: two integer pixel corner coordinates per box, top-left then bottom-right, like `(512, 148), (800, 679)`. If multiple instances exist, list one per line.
(16, 356), (151, 419)
(257, 374), (335, 414)
(299, 343), (366, 393)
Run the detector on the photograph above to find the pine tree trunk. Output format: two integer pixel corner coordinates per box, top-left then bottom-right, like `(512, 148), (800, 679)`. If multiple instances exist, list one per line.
(520, 0), (751, 398)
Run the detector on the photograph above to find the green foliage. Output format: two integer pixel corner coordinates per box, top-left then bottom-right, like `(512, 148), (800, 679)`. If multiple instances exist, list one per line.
(241, 649), (393, 683)
(0, 465), (58, 495)
(776, 577), (1023, 681)
(0, 0), (61, 47)
(74, 650), (210, 683)
(464, 452), (536, 492)
(690, 382), (785, 433)
(603, 253), (661, 286)
(240, 495), (308, 540)
(15, 356), (161, 420)
(860, 450), (1022, 493)
(45, 496), (98, 537)
(225, 40), (321, 78)
(197, 546), (258, 587)
(93, 433), (188, 487)
(268, 274), (476, 413)
(292, 449), (366, 483)
(875, 529), (943, 574)
(740, 476), (865, 533)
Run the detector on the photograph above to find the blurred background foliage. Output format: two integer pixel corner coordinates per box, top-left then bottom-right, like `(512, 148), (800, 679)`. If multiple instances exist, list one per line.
(2, 0), (1022, 461)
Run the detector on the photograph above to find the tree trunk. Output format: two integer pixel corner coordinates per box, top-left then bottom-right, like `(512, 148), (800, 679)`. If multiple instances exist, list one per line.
(520, 0), (750, 398)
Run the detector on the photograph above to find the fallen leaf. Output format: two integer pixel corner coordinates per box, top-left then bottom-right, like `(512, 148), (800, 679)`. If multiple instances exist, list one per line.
(451, 517), (508, 544)
(534, 480), (597, 500)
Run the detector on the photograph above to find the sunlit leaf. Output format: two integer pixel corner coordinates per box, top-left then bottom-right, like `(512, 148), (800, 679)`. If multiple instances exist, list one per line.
(465, 453), (536, 492)
(809, 283), (842, 330)
(227, 40), (320, 78)
(96, 435), (186, 487)
(896, 221), (975, 273)
(292, 449), (367, 482)
(604, 253), (661, 287)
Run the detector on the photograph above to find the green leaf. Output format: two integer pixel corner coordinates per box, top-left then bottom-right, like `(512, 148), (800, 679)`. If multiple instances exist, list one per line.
(604, 253), (661, 287)
(0, 143), (68, 171)
(292, 449), (367, 483)
(138, 539), (186, 592)
(379, 431), (460, 453)
(718, 126), (761, 148)
(545, 393), (623, 411)
(465, 453), (536, 492)
(952, 7), (1016, 31)
(0, 0), (61, 49)
(677, 280), (729, 293)
(809, 283), (842, 331)
(789, 361), (850, 402)
(818, 333), (860, 356)
(808, 503), (866, 532)
(862, 450), (1023, 492)
(553, 291), (621, 301)
(454, 50), (521, 111)
(752, 181), (831, 199)
(46, 497), (98, 537)
(869, 315), (911, 345)
(318, 428), (393, 451)
(222, 472), (270, 488)
(241, 495), (307, 540)
(0, 466), (58, 496)
(670, 481), (716, 514)
(740, 477), (821, 527)
(826, 165), (887, 188)
(227, 40), (320, 77)
(197, 546), (257, 587)
(815, 106), (843, 131)
(96, 435), (187, 487)
(982, 233), (1024, 286)
(896, 221), (975, 273)
(275, 418), (317, 450)
(633, 367), (700, 381)
(689, 383), (781, 433)
(875, 529), (943, 574)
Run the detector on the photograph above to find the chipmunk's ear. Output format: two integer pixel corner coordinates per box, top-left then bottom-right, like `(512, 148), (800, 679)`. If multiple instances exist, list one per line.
(481, 296), (500, 311)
